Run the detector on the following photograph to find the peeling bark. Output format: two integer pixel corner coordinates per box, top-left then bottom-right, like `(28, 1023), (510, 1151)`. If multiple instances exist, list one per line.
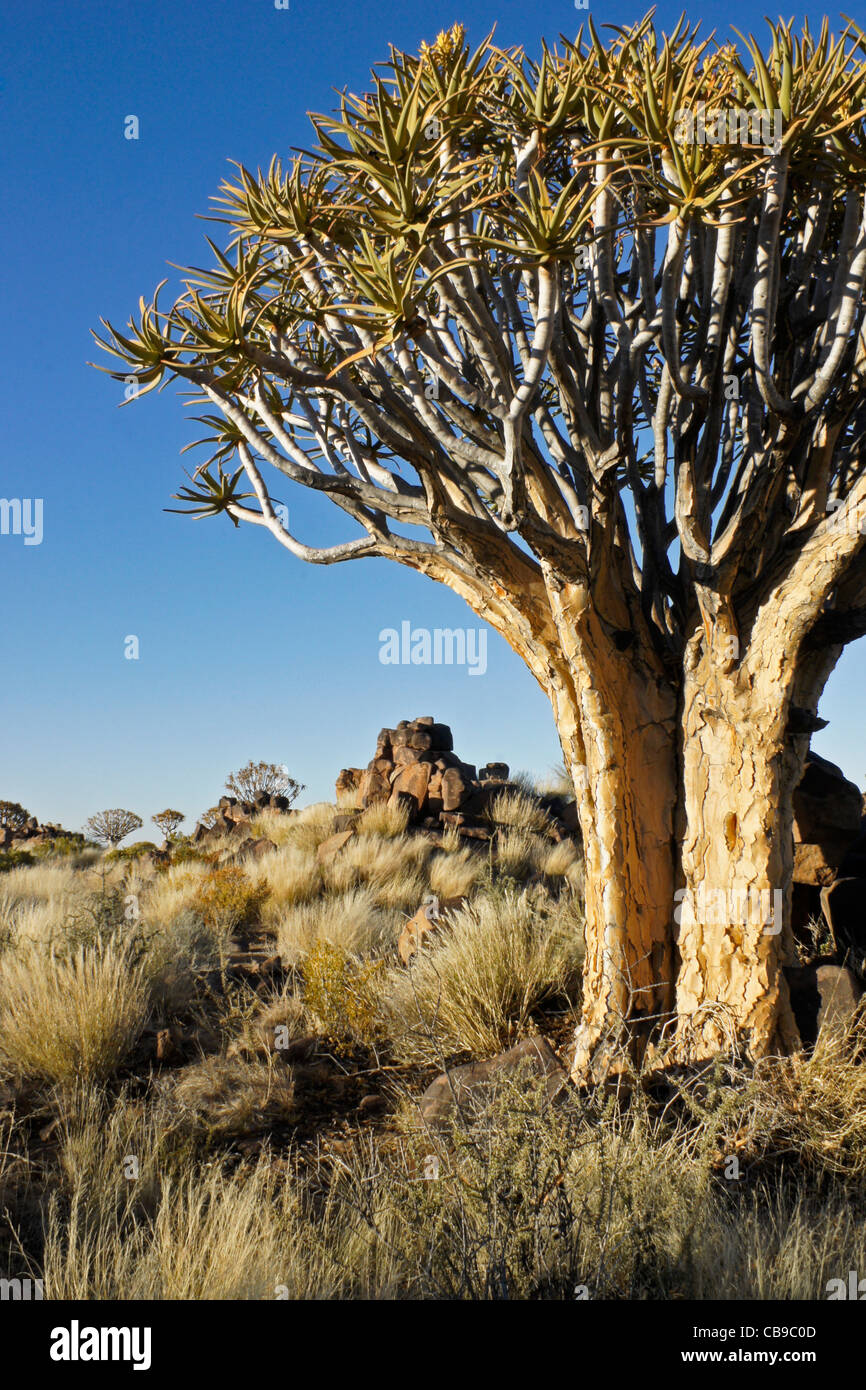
(673, 645), (802, 1061)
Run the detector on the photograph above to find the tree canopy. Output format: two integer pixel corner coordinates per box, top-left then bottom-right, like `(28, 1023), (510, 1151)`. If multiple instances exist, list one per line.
(95, 14), (866, 676)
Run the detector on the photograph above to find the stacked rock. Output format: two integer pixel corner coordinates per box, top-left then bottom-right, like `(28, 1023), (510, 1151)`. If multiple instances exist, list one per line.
(336, 716), (512, 828)
(1, 819), (80, 850)
(192, 791), (293, 843)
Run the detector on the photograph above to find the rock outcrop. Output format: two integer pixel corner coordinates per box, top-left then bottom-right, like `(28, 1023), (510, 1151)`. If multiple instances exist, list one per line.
(192, 791), (293, 845)
(336, 715), (576, 840)
(1, 818), (86, 851)
(792, 752), (862, 887)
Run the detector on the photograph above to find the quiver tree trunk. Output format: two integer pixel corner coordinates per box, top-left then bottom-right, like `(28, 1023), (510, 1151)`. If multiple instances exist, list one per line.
(554, 641), (805, 1082)
(545, 599), (847, 1082)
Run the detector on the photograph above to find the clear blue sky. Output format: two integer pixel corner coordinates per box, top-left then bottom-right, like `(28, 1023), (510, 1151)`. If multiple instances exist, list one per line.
(1, 0), (863, 836)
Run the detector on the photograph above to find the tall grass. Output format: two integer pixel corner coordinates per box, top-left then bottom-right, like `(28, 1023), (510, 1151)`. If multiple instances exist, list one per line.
(34, 1072), (866, 1300)
(386, 889), (584, 1061)
(0, 940), (149, 1085)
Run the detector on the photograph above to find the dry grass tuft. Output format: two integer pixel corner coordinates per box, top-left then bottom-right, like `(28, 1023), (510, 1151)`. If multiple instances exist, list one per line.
(428, 846), (486, 899)
(386, 888), (583, 1061)
(276, 887), (392, 963)
(486, 788), (553, 834)
(168, 1054), (296, 1141)
(0, 940), (149, 1086)
(355, 800), (410, 838)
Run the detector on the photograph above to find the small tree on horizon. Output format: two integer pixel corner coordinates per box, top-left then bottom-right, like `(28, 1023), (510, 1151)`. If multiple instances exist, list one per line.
(152, 808), (185, 841)
(224, 760), (305, 805)
(84, 809), (144, 848)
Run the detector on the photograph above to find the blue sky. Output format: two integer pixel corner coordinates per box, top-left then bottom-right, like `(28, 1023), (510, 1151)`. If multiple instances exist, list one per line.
(1, 0), (864, 837)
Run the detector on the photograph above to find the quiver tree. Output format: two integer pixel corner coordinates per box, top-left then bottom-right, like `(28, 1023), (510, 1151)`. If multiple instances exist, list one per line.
(224, 760), (305, 804)
(84, 810), (143, 848)
(0, 802), (31, 834)
(94, 16), (866, 1079)
(152, 808), (185, 841)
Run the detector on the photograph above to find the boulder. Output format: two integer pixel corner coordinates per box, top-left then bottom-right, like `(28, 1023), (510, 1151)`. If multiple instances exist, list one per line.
(820, 876), (866, 978)
(406, 728), (433, 751)
(816, 965), (862, 1039)
(786, 961), (863, 1044)
(430, 723), (454, 751)
(793, 840), (853, 888)
(441, 767), (471, 812)
(479, 762), (509, 782)
(235, 837), (276, 862)
(389, 762), (432, 817)
(316, 830), (355, 864)
(398, 898), (441, 965)
(839, 831), (866, 880)
(358, 767), (391, 807)
(793, 753), (862, 844)
(419, 1037), (568, 1126)
(336, 767), (363, 800)
(393, 745), (425, 766)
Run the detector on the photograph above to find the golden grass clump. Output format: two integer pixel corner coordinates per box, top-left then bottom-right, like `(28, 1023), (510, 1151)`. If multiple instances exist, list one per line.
(0, 941), (149, 1086)
(355, 799), (410, 839)
(485, 788), (554, 835)
(386, 889), (583, 1061)
(140, 861), (211, 932)
(248, 845), (322, 926)
(428, 845), (486, 899)
(276, 887), (391, 963)
(494, 828), (539, 879)
(534, 837), (582, 880)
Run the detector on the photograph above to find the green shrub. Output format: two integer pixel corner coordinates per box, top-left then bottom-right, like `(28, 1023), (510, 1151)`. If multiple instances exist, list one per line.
(0, 850), (34, 873)
(106, 841), (159, 864)
(302, 940), (384, 1047)
(30, 834), (95, 860)
(192, 867), (267, 935)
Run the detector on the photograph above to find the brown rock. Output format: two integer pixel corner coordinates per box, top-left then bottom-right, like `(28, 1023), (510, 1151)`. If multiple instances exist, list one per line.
(793, 753), (862, 844)
(358, 767), (391, 806)
(358, 1094), (388, 1118)
(390, 761), (432, 816)
(419, 1037), (568, 1126)
(336, 767), (363, 799)
(235, 837), (276, 863)
(279, 1034), (319, 1063)
(317, 830), (355, 864)
(441, 767), (471, 812)
(816, 964), (862, 1038)
(430, 723), (454, 751)
(793, 840), (852, 887)
(375, 729), (394, 758)
(398, 900), (441, 965)
(406, 729), (433, 751)
(393, 745), (424, 766)
(479, 762), (509, 782)
(786, 960), (863, 1045)
(156, 1028), (177, 1062)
